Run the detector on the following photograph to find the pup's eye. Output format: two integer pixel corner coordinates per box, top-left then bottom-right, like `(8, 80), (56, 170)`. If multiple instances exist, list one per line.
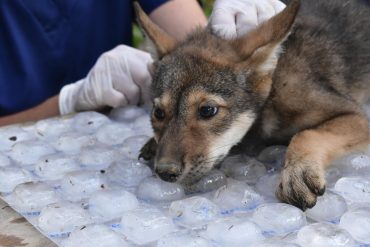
(199, 106), (218, 119)
(154, 107), (165, 120)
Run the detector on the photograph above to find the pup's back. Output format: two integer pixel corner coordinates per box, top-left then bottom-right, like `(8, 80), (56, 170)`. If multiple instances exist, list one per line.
(276, 0), (370, 104)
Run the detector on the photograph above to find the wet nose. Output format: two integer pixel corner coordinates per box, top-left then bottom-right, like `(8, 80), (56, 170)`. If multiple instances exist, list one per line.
(155, 162), (182, 182)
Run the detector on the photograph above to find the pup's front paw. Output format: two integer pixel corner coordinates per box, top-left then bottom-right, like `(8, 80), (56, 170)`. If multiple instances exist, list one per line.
(276, 160), (326, 211)
(139, 137), (157, 161)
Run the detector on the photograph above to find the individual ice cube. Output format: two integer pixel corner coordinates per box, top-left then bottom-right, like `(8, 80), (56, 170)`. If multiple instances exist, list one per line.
(62, 225), (131, 247)
(339, 207), (370, 244)
(334, 153), (370, 177)
(35, 118), (72, 139)
(346, 201), (370, 211)
(38, 202), (92, 237)
(254, 240), (300, 247)
(297, 222), (355, 247)
(109, 105), (147, 123)
(106, 160), (152, 187)
(325, 167), (342, 188)
(157, 232), (213, 247)
(252, 203), (307, 236)
(306, 192), (347, 223)
(95, 123), (132, 146)
(60, 171), (108, 202)
(120, 135), (150, 159)
(202, 217), (264, 247)
(88, 189), (139, 222)
(0, 126), (35, 151)
(220, 155), (267, 184)
(257, 146), (287, 172)
(35, 153), (80, 180)
(185, 169), (227, 193)
(120, 207), (176, 245)
(11, 182), (59, 214)
(169, 196), (220, 227)
(212, 180), (264, 213)
(72, 111), (111, 134)
(52, 132), (97, 154)
(131, 115), (153, 136)
(21, 124), (35, 133)
(0, 152), (12, 167)
(251, 232), (298, 246)
(0, 167), (33, 193)
(279, 231), (300, 245)
(9, 140), (55, 166)
(255, 173), (280, 199)
(79, 146), (122, 170)
(334, 177), (370, 203)
(137, 177), (185, 203)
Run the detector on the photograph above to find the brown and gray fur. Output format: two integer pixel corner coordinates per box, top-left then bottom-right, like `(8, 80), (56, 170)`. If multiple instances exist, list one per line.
(135, 0), (370, 210)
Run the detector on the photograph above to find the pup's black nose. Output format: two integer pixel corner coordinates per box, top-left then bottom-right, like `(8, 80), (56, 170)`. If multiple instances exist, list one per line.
(155, 162), (182, 183)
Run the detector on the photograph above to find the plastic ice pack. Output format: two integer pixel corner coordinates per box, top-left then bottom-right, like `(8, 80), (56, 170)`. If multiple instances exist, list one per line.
(0, 108), (369, 247)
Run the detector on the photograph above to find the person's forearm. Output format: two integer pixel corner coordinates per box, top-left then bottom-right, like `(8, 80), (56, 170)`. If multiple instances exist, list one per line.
(0, 95), (60, 127)
(149, 0), (207, 40)
(0, 1), (206, 127)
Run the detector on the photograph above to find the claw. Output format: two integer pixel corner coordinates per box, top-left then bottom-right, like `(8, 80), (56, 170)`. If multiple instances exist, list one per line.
(276, 162), (325, 211)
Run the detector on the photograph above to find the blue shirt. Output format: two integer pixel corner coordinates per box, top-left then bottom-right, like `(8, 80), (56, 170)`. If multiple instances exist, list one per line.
(0, 0), (168, 116)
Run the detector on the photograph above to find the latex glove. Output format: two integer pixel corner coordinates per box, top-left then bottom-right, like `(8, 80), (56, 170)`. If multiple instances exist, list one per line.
(210, 0), (286, 39)
(59, 45), (153, 115)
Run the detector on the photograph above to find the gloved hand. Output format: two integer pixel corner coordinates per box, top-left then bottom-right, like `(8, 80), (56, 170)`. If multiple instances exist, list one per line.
(59, 45), (153, 115)
(210, 0), (286, 39)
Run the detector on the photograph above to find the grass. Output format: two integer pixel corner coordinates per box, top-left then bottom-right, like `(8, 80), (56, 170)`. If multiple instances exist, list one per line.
(133, 0), (215, 48)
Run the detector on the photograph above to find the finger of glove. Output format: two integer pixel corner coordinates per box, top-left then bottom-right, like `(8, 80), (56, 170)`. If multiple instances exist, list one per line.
(108, 46), (151, 105)
(103, 88), (128, 108)
(129, 58), (152, 88)
(112, 73), (141, 106)
(84, 55), (128, 108)
(212, 0), (266, 39)
(210, 8), (238, 39)
(97, 45), (152, 106)
(133, 71), (152, 105)
(256, 1), (277, 24)
(139, 74), (153, 105)
(269, 0), (286, 13)
(235, 6), (259, 38)
(74, 78), (104, 112)
(84, 73), (129, 109)
(59, 79), (84, 115)
(97, 53), (140, 106)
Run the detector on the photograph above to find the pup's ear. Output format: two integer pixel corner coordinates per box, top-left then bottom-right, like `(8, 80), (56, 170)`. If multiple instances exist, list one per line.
(133, 2), (177, 60)
(233, 0), (300, 74)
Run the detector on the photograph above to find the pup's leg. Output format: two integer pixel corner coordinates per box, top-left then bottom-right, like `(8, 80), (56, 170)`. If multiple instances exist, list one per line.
(276, 113), (370, 210)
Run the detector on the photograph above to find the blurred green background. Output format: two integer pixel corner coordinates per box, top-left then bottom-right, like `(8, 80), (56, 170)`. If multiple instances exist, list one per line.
(133, 0), (215, 47)
(203, 0), (215, 16)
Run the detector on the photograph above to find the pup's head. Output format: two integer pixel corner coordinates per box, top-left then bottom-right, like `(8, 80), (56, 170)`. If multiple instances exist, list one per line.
(134, 1), (300, 185)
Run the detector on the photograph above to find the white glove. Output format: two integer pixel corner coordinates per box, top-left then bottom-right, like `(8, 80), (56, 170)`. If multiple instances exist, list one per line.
(210, 0), (286, 39)
(59, 45), (153, 115)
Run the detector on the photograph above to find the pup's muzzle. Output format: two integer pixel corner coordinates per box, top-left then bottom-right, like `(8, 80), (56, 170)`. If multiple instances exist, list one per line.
(155, 162), (183, 183)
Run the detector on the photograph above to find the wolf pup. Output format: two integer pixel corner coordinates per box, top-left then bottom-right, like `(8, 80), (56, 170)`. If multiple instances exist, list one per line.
(135, 0), (370, 210)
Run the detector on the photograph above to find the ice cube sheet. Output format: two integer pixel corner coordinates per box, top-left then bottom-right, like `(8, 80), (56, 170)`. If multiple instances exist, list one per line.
(0, 109), (370, 247)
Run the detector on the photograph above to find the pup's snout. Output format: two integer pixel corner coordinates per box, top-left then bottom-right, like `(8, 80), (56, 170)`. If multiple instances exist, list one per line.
(155, 162), (182, 183)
